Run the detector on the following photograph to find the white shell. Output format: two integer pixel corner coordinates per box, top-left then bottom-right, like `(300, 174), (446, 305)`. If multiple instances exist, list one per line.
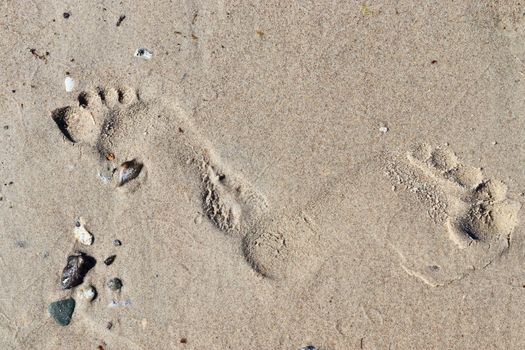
(134, 48), (153, 60)
(65, 76), (75, 92)
(74, 219), (94, 245)
(79, 285), (96, 302)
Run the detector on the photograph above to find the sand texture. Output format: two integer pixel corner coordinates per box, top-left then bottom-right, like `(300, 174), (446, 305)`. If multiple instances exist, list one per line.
(1, 1), (525, 349)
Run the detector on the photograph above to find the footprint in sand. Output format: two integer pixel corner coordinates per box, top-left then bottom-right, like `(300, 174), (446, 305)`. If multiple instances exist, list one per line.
(384, 144), (520, 286)
(50, 86), (321, 281)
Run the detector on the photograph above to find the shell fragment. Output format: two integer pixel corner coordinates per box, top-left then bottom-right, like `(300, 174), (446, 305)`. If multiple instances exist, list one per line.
(134, 48), (153, 60)
(65, 76), (75, 92)
(74, 219), (94, 245)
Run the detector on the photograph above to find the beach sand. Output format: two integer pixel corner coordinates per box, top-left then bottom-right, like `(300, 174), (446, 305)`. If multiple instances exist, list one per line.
(1, 1), (525, 349)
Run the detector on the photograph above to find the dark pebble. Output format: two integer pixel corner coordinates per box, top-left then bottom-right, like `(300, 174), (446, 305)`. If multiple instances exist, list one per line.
(113, 239), (122, 246)
(104, 255), (116, 266)
(48, 298), (76, 326)
(107, 277), (123, 291)
(61, 252), (96, 289)
(63, 12), (71, 19)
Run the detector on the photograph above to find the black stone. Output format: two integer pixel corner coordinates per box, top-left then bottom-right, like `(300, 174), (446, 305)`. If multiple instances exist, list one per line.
(61, 252), (96, 289)
(104, 255), (116, 266)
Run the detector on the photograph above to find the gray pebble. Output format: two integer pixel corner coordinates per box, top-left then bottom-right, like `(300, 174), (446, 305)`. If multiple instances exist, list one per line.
(107, 277), (123, 291)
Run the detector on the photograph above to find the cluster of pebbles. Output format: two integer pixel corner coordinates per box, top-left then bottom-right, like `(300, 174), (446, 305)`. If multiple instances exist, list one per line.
(48, 220), (124, 326)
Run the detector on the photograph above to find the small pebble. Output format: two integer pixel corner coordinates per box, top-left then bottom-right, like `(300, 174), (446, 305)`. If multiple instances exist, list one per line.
(379, 125), (389, 134)
(113, 239), (122, 246)
(299, 347), (317, 350)
(79, 285), (97, 302)
(74, 219), (94, 245)
(104, 255), (116, 266)
(63, 12), (71, 19)
(48, 298), (76, 326)
(106, 321), (113, 330)
(134, 48), (153, 60)
(61, 252), (96, 289)
(107, 277), (123, 291)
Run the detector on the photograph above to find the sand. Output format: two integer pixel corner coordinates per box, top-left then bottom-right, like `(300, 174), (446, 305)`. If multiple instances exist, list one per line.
(1, 1), (525, 349)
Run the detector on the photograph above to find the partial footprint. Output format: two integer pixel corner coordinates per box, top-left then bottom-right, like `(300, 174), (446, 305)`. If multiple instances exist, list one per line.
(241, 212), (324, 280)
(199, 149), (326, 281)
(200, 150), (268, 232)
(383, 144), (520, 286)
(406, 144), (520, 249)
(52, 86), (137, 146)
(51, 86), (146, 188)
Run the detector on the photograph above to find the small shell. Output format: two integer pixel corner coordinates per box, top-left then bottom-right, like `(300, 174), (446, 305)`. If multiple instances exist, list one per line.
(118, 159), (143, 186)
(65, 76), (75, 92)
(74, 219), (94, 245)
(134, 48), (153, 60)
(79, 285), (97, 302)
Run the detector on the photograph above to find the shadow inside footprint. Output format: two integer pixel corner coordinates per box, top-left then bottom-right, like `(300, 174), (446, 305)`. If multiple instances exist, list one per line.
(51, 107), (76, 142)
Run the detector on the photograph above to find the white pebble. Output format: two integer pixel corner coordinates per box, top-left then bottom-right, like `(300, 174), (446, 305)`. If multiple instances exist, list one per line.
(64, 76), (75, 92)
(79, 285), (97, 302)
(74, 219), (94, 245)
(379, 125), (389, 133)
(134, 48), (153, 60)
